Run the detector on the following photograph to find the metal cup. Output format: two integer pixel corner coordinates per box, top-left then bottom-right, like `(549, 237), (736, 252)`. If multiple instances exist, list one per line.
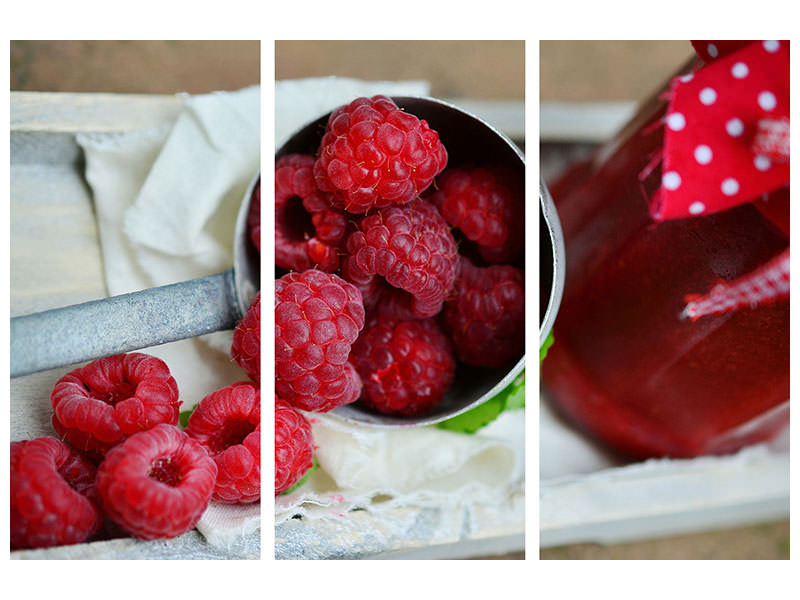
(277, 96), (525, 427)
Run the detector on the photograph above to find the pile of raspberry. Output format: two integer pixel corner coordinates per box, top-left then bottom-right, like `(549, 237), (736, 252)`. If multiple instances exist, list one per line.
(11, 294), (262, 551)
(275, 96), (525, 494)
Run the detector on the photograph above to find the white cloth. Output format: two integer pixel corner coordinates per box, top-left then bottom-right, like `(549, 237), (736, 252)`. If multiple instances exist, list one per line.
(77, 86), (261, 547)
(274, 78), (526, 527)
(276, 409), (525, 525)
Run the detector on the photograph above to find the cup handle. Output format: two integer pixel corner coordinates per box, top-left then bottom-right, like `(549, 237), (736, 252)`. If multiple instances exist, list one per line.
(10, 270), (241, 378)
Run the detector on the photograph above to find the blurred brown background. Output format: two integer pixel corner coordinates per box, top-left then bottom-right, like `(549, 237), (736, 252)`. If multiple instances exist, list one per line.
(10, 40), (259, 93)
(276, 40), (524, 100)
(540, 40), (693, 101)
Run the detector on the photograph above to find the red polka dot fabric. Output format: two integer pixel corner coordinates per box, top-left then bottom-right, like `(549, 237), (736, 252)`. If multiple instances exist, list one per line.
(691, 40), (752, 63)
(651, 40), (789, 221)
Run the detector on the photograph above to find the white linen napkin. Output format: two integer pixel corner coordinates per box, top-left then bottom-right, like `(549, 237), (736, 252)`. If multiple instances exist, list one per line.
(77, 86), (260, 547)
(274, 78), (525, 527)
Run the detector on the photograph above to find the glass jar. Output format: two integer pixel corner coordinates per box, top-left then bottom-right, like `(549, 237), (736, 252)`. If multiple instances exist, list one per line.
(541, 73), (789, 459)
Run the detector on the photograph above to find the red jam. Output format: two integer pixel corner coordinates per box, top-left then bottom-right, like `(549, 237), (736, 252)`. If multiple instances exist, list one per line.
(542, 91), (789, 460)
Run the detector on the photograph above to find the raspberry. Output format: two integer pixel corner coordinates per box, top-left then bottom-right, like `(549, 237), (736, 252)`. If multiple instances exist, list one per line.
(341, 200), (459, 320)
(185, 382), (260, 504)
(276, 154), (347, 272)
(314, 96), (448, 213)
(11, 437), (103, 550)
(248, 178), (261, 251)
(275, 396), (314, 495)
(232, 292), (260, 383)
(275, 270), (365, 412)
(430, 167), (524, 264)
(51, 353), (180, 457)
(96, 424), (217, 540)
(443, 257), (525, 368)
(350, 316), (456, 417)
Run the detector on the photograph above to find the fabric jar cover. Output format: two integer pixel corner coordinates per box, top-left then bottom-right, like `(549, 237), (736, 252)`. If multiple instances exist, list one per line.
(644, 40), (790, 320)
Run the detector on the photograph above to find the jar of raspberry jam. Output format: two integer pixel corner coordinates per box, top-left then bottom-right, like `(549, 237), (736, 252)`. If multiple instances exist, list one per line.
(541, 56), (789, 459)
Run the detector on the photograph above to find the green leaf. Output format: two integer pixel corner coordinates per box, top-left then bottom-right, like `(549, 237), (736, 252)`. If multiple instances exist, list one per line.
(540, 332), (555, 365)
(179, 406), (197, 429)
(504, 372), (526, 410)
(437, 370), (525, 434)
(437, 393), (506, 434)
(282, 456), (318, 495)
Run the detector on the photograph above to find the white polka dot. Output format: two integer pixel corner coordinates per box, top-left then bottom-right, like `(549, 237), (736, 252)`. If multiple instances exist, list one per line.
(666, 112), (686, 131)
(662, 171), (682, 191)
(689, 201), (706, 215)
(699, 87), (717, 105)
(726, 118), (745, 137)
(758, 91), (777, 111)
(754, 155), (772, 171)
(694, 145), (713, 165)
(731, 62), (749, 78)
(680, 73), (694, 83)
(707, 43), (719, 58)
(721, 178), (740, 196)
(763, 40), (780, 53)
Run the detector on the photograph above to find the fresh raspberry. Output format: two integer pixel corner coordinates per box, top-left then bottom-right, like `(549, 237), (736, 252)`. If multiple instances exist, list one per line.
(185, 382), (260, 504)
(430, 167), (524, 264)
(248, 178), (261, 251)
(232, 292), (260, 383)
(275, 396), (314, 495)
(11, 437), (103, 550)
(444, 257), (525, 368)
(314, 96), (448, 213)
(341, 200), (459, 320)
(276, 154), (348, 272)
(350, 316), (456, 417)
(96, 424), (217, 540)
(51, 353), (180, 457)
(275, 270), (365, 412)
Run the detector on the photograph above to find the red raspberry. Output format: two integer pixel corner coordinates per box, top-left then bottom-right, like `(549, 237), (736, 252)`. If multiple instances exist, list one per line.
(443, 257), (525, 368)
(51, 353), (180, 457)
(96, 424), (217, 540)
(232, 292), (260, 384)
(185, 382), (260, 504)
(11, 437), (103, 550)
(275, 270), (365, 412)
(341, 200), (459, 320)
(248, 178), (261, 251)
(350, 316), (456, 416)
(314, 96), (448, 213)
(276, 154), (347, 272)
(275, 396), (314, 495)
(430, 167), (524, 264)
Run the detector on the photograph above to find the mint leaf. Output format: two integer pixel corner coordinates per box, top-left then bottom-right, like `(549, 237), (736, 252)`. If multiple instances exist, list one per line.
(437, 394), (506, 434)
(179, 406), (197, 429)
(540, 332), (554, 364)
(438, 370), (525, 434)
(282, 456), (318, 495)
(504, 372), (526, 410)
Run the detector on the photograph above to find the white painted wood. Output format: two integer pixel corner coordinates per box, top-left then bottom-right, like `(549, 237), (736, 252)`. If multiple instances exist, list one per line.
(540, 101), (638, 142)
(11, 91), (184, 133)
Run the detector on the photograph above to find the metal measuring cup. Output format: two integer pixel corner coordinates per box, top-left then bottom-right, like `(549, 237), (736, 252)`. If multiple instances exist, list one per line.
(278, 96), (525, 427)
(10, 173), (261, 378)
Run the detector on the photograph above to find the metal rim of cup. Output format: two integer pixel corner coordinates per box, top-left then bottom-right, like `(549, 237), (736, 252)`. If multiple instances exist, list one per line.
(540, 179), (565, 348)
